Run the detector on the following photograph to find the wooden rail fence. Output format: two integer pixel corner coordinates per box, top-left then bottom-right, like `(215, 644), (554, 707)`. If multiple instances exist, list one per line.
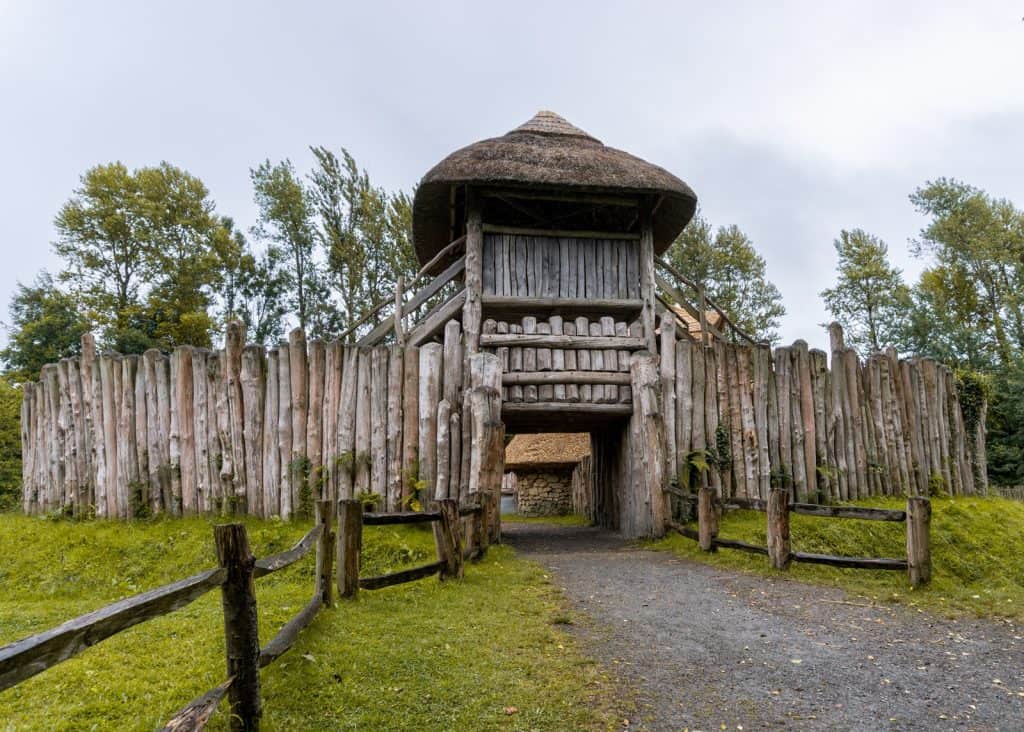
(0, 496), (491, 731)
(668, 488), (932, 586)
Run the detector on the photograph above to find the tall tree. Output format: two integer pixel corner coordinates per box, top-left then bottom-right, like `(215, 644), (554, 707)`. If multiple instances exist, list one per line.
(307, 146), (416, 339)
(53, 161), (226, 351)
(909, 178), (1024, 369)
(820, 229), (910, 353)
(251, 159), (324, 334)
(664, 212), (786, 342)
(1, 272), (90, 383)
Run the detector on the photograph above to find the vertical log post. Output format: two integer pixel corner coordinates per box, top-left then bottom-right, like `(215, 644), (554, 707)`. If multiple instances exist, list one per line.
(315, 499), (334, 607)
(906, 495), (932, 586)
(214, 523), (261, 732)
(435, 498), (464, 580)
(766, 487), (791, 570)
(336, 499), (362, 599)
(697, 485), (716, 552)
(469, 491), (488, 561)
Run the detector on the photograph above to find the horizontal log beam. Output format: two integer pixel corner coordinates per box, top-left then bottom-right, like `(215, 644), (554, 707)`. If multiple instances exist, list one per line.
(258, 594), (323, 668)
(501, 402), (633, 417)
(253, 524), (323, 577)
(481, 224), (641, 240)
(0, 567), (226, 692)
(502, 371), (632, 386)
(358, 256), (466, 346)
(159, 676), (235, 732)
(790, 504), (906, 522)
(362, 510), (442, 525)
(480, 334), (646, 350)
(458, 505), (483, 517)
(407, 290), (466, 347)
(790, 552), (908, 570)
(726, 497), (906, 522)
(713, 537), (769, 555)
(359, 560), (445, 590)
(481, 296), (643, 320)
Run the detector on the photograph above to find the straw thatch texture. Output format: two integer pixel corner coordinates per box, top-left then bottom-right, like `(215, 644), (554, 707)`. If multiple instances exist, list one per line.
(504, 432), (591, 470)
(413, 111), (698, 264)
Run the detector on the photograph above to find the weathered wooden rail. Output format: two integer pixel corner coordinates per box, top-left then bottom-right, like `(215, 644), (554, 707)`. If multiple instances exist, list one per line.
(0, 495), (494, 731)
(668, 487), (931, 586)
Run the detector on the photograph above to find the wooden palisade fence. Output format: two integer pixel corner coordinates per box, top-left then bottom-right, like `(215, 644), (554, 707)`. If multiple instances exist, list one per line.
(667, 487), (932, 586)
(0, 497), (491, 731)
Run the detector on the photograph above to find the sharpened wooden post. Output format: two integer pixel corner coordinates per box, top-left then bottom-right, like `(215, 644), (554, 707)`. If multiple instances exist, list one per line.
(336, 499), (362, 599)
(767, 487), (791, 570)
(906, 495), (932, 586)
(697, 485), (716, 552)
(214, 523), (261, 731)
(315, 500), (333, 607)
(435, 498), (464, 580)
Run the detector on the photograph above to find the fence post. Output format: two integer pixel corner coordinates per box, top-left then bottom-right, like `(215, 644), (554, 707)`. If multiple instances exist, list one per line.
(766, 487), (791, 570)
(213, 523), (261, 732)
(435, 498), (464, 580)
(906, 495), (932, 586)
(469, 492), (487, 561)
(697, 485), (716, 552)
(315, 500), (334, 607)
(336, 499), (362, 599)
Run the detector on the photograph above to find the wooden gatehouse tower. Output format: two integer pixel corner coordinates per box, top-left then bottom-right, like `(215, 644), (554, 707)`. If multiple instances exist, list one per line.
(412, 110), (698, 536)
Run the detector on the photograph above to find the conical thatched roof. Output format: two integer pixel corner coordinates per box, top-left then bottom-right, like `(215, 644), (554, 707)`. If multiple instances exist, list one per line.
(412, 111), (698, 264)
(504, 432), (591, 470)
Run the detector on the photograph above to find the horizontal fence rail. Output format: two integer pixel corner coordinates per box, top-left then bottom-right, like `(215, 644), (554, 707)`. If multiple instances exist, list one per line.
(669, 486), (931, 586)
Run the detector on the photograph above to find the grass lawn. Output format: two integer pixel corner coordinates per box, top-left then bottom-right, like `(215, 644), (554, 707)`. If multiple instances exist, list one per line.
(0, 513), (618, 731)
(649, 495), (1024, 621)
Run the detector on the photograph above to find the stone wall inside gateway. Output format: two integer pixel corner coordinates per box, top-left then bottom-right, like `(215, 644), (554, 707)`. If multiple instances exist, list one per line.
(512, 468), (574, 516)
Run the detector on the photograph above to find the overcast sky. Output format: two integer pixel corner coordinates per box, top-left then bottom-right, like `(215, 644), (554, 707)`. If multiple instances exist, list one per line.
(2, 1), (1022, 352)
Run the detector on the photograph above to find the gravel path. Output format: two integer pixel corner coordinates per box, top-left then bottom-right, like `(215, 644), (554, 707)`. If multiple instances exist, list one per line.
(505, 522), (1024, 731)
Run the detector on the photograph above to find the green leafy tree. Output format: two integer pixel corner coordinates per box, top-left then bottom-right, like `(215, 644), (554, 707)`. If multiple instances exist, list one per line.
(251, 159), (325, 334)
(1, 272), (89, 383)
(307, 146), (416, 339)
(0, 377), (20, 509)
(908, 178), (1024, 369)
(664, 212), (786, 342)
(820, 229), (910, 353)
(54, 162), (226, 351)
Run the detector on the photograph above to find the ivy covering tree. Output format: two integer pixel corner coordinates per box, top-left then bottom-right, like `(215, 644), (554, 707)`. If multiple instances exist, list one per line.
(820, 229), (910, 353)
(665, 211), (786, 342)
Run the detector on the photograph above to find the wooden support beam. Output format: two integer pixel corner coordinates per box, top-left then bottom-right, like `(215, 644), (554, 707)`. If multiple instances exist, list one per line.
(481, 223), (641, 240)
(214, 523), (261, 732)
(766, 487), (791, 570)
(315, 500), (333, 607)
(501, 402), (633, 417)
(481, 296), (643, 320)
(336, 500), (362, 599)
(434, 498), (464, 580)
(501, 370), (632, 386)
(480, 333), (646, 350)
(407, 290), (466, 347)
(906, 496), (932, 586)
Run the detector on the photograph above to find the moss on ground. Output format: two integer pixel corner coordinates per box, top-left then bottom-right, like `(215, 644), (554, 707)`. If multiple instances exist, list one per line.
(503, 514), (591, 527)
(650, 495), (1024, 621)
(0, 514), (617, 731)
